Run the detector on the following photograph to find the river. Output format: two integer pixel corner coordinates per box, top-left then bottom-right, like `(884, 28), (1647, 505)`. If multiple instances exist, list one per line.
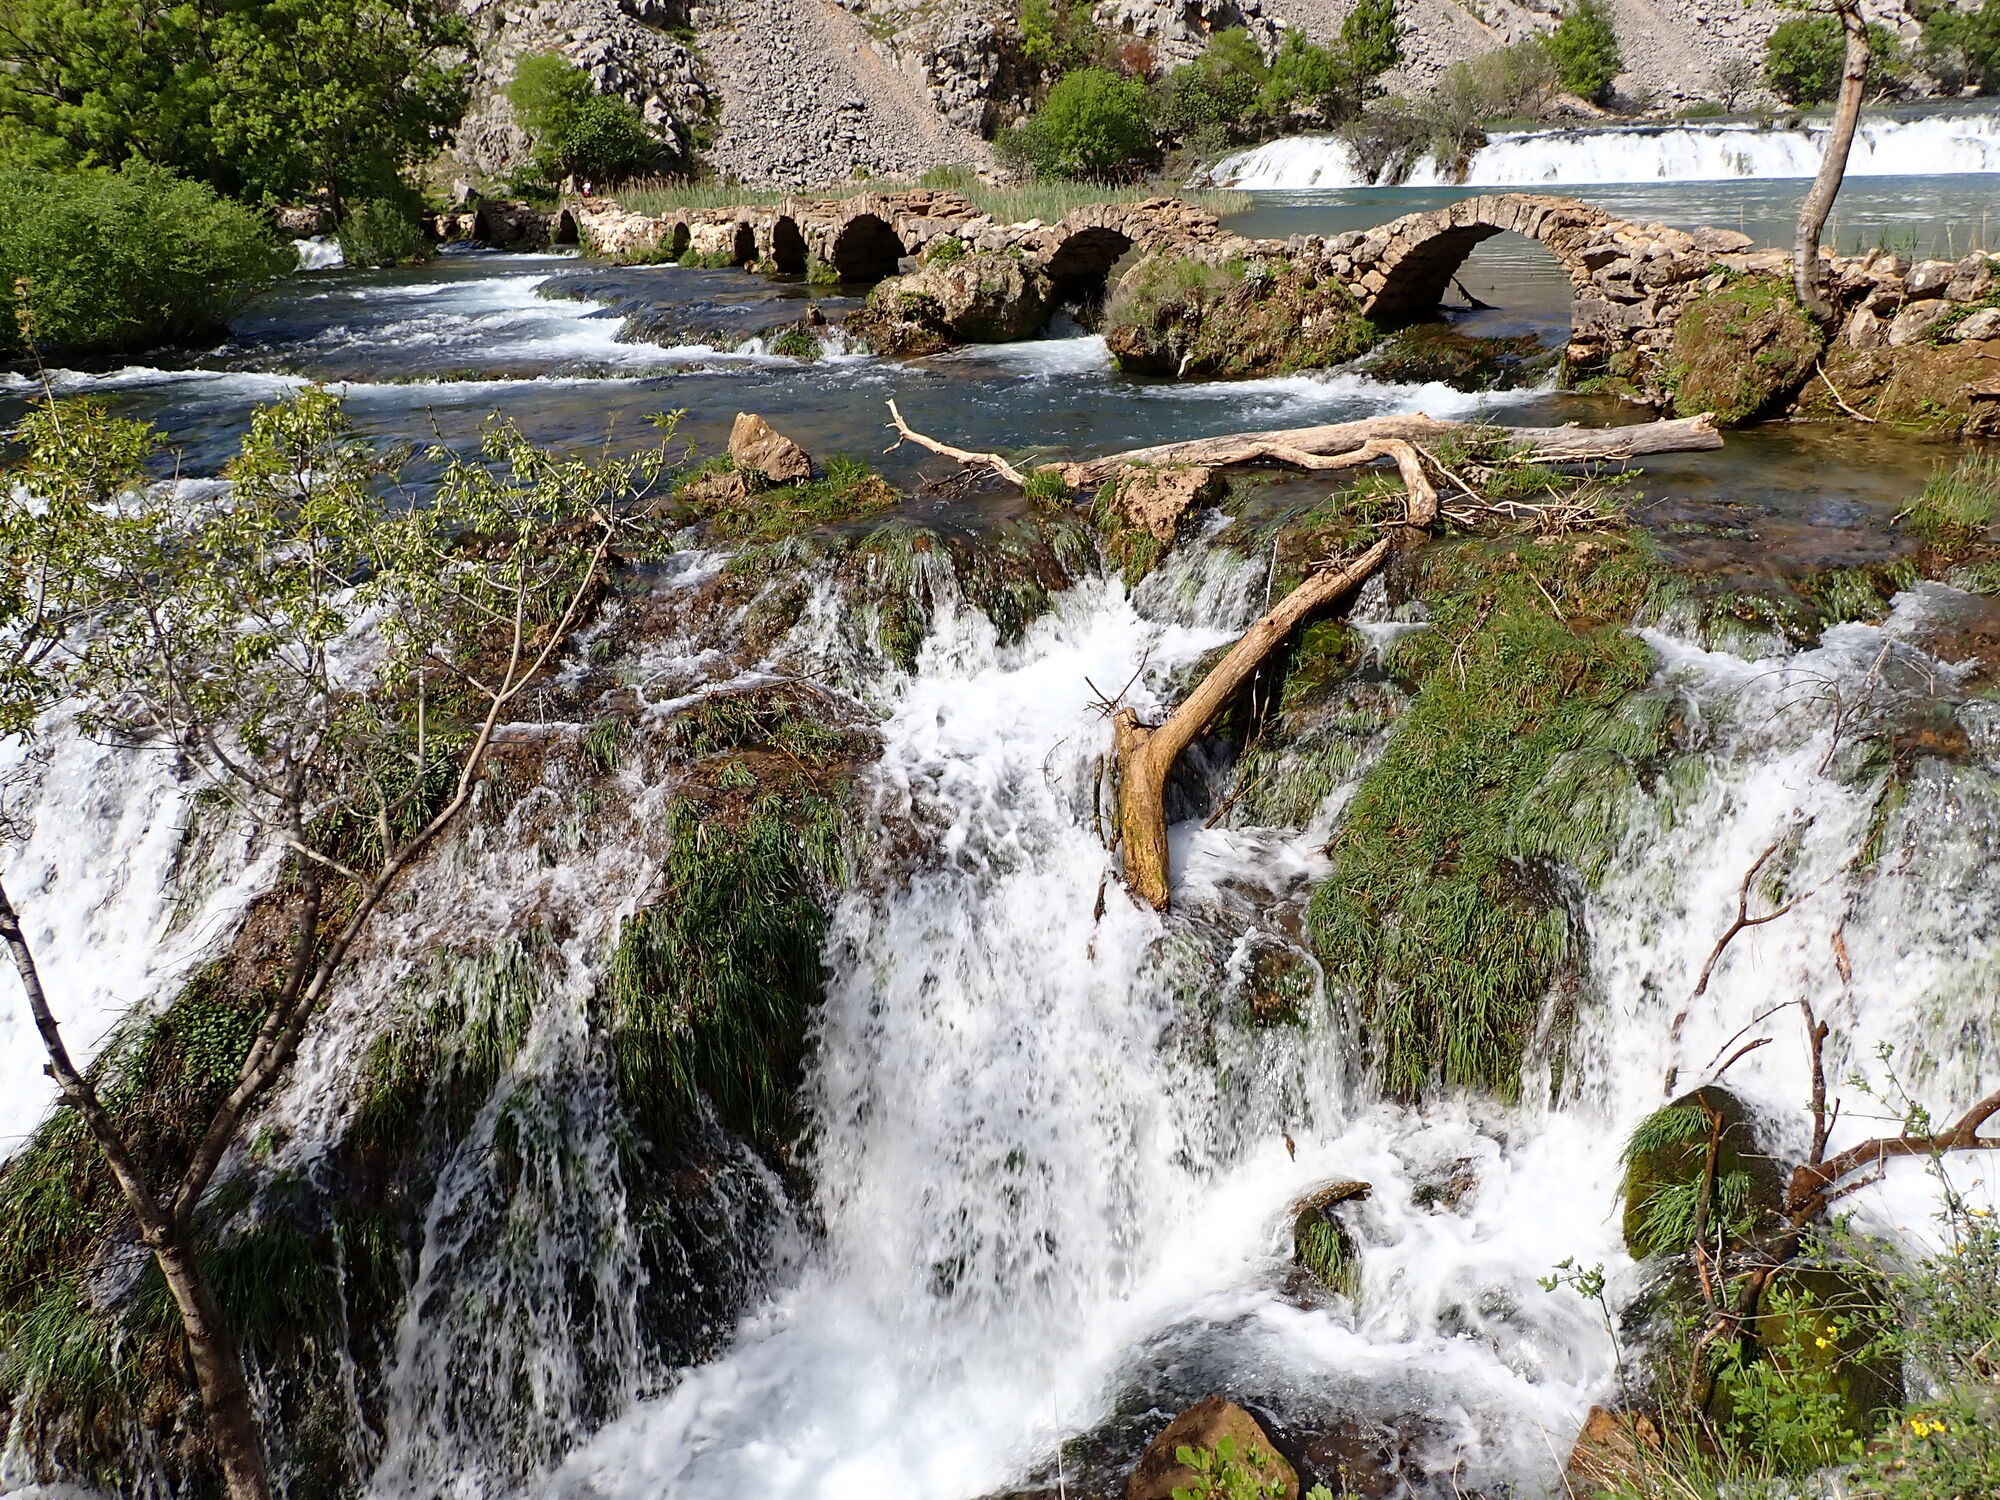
(0, 150), (1997, 1500)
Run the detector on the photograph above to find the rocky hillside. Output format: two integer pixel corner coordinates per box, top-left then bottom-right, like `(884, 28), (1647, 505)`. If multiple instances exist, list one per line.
(452, 0), (1924, 187)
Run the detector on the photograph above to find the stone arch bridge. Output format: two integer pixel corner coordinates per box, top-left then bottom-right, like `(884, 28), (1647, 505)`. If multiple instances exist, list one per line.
(463, 189), (1767, 370)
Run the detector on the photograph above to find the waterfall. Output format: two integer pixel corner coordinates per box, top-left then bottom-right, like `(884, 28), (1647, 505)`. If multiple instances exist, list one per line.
(1209, 110), (2000, 189)
(295, 236), (346, 272)
(539, 550), (1999, 1498)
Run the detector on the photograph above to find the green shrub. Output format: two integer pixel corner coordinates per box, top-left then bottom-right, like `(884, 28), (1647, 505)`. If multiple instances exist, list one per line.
(0, 162), (283, 358)
(1000, 66), (1156, 179)
(1015, 0), (1100, 75)
(1546, 0), (1623, 102)
(507, 53), (662, 183)
(1919, 0), (2000, 94)
(337, 195), (432, 268)
(1340, 0), (1405, 83)
(1152, 29), (1267, 150)
(1904, 453), (2000, 545)
(0, 0), (469, 206)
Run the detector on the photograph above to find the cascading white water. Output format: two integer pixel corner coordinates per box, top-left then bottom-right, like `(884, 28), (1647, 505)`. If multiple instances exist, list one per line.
(1210, 110), (2000, 189)
(538, 544), (1999, 1499)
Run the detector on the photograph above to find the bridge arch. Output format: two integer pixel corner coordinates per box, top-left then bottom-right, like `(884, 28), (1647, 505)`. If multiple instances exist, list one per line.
(770, 215), (808, 274)
(830, 213), (906, 283)
(1362, 194), (1610, 322)
(730, 221), (757, 267)
(1046, 226), (1134, 304)
(552, 209), (579, 246)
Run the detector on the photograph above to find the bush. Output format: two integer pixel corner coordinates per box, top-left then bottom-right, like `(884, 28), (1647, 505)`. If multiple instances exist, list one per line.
(337, 195), (432, 268)
(1919, 0), (2000, 94)
(1015, 0), (1100, 75)
(1444, 36), (1561, 119)
(506, 53), (662, 183)
(1341, 0), (1405, 82)
(0, 0), (469, 206)
(1001, 66), (1156, 179)
(1263, 32), (1345, 118)
(1547, 0), (1623, 102)
(1153, 28), (1268, 148)
(1762, 16), (1905, 104)
(0, 162), (284, 359)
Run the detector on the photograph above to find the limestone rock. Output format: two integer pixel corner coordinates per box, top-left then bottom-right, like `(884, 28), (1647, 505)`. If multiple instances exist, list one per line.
(1887, 299), (1950, 347)
(1127, 1397), (1299, 1500)
(850, 253), (1053, 354)
(1564, 1406), (1663, 1495)
(1949, 307), (2000, 343)
(1906, 259), (1956, 298)
(1948, 254), (1995, 303)
(1843, 305), (1887, 350)
(729, 412), (814, 484)
(1109, 465), (1224, 541)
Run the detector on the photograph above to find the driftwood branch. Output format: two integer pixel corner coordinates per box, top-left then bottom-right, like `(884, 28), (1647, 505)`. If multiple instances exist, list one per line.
(1055, 411), (1722, 489)
(885, 399), (1031, 486)
(880, 403), (1725, 494)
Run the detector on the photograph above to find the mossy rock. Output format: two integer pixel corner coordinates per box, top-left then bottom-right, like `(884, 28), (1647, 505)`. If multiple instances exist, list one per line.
(1754, 1262), (1904, 1432)
(1620, 1086), (1784, 1259)
(1362, 324), (1557, 391)
(1292, 1180), (1371, 1299)
(1103, 251), (1377, 380)
(1667, 276), (1825, 427)
(1792, 338), (2000, 435)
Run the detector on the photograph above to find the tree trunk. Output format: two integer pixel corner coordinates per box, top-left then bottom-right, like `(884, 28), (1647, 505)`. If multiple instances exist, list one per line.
(1115, 540), (1392, 908)
(1794, 4), (1871, 323)
(154, 1238), (273, 1500)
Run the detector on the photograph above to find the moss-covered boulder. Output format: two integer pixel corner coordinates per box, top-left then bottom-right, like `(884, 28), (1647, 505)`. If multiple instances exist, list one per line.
(1292, 1180), (1371, 1298)
(1791, 339), (2000, 435)
(1128, 1397), (1300, 1500)
(1361, 324), (1557, 391)
(1103, 251), (1377, 380)
(1749, 1262), (1904, 1437)
(1666, 276), (1825, 426)
(848, 253), (1053, 354)
(1620, 1086), (1784, 1259)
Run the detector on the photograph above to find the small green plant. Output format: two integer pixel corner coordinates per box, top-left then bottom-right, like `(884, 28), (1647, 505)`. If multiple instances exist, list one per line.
(924, 235), (968, 264)
(1168, 1436), (1331, 1500)
(769, 327), (822, 360)
(1021, 468), (1072, 510)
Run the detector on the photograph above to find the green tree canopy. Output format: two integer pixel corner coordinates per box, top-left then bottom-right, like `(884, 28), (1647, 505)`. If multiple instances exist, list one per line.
(1762, 14), (1905, 104)
(0, 0), (470, 205)
(1919, 0), (2000, 93)
(1546, 0), (1623, 102)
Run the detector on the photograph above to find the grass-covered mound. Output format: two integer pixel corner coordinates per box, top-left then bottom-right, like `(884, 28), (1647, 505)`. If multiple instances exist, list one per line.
(1301, 526), (1675, 1099)
(1665, 275), (1824, 427)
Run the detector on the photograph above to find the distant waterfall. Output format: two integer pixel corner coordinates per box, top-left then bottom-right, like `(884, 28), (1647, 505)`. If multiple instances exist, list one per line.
(1209, 109), (2000, 188)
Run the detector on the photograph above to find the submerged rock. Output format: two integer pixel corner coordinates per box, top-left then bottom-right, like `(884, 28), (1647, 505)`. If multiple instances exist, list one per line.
(849, 253), (1053, 354)
(1666, 275), (1824, 426)
(1103, 251), (1376, 380)
(1128, 1397), (1299, 1500)
(728, 411), (813, 484)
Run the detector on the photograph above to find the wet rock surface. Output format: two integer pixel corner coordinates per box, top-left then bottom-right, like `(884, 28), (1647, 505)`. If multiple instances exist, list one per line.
(850, 252), (1054, 353)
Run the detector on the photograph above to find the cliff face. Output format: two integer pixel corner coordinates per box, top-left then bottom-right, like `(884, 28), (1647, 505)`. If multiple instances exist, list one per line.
(449, 0), (711, 181)
(454, 0), (1923, 188)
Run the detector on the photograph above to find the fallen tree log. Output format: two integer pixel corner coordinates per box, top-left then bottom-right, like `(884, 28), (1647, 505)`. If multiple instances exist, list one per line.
(886, 402), (1722, 493)
(1056, 411), (1722, 488)
(1112, 442), (1438, 910)
(1115, 539), (1394, 909)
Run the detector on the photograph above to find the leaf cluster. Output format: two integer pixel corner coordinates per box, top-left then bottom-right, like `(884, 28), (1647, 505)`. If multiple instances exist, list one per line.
(0, 0), (471, 205)
(506, 53), (664, 185)
(0, 162), (285, 358)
